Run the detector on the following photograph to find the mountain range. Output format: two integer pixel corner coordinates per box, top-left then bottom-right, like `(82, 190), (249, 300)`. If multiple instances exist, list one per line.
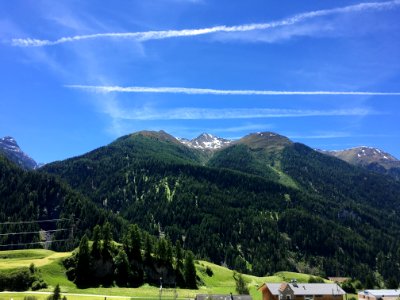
(0, 130), (399, 287)
(2, 132), (398, 179)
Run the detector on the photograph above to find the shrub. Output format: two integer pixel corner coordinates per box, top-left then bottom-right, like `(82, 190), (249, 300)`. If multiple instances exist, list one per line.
(31, 279), (48, 290)
(205, 266), (213, 277)
(341, 280), (356, 294)
(0, 266), (47, 292)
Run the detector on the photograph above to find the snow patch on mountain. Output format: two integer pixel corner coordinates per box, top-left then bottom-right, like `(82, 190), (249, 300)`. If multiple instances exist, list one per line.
(177, 133), (232, 150)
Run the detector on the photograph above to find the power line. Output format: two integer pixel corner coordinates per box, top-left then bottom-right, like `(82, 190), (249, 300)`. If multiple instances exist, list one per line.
(0, 228), (69, 236)
(0, 239), (70, 248)
(0, 218), (71, 226)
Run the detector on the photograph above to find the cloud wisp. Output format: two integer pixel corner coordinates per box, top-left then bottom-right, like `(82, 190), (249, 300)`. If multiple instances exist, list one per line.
(11, 0), (400, 47)
(66, 85), (400, 96)
(109, 107), (375, 121)
(289, 132), (397, 139)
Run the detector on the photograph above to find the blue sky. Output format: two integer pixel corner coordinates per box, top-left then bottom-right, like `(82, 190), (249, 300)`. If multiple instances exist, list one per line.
(1, 0), (400, 163)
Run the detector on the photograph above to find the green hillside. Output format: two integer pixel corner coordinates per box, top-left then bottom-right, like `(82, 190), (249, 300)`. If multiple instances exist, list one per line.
(0, 249), (325, 300)
(40, 130), (400, 287)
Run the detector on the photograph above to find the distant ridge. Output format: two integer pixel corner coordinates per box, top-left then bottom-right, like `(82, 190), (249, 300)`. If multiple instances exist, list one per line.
(320, 146), (400, 180)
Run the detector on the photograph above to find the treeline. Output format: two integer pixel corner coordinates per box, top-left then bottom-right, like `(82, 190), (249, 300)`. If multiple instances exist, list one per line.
(64, 223), (197, 289)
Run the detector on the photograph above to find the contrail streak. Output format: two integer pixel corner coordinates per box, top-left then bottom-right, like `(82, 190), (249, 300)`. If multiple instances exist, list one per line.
(66, 85), (400, 96)
(108, 107), (375, 121)
(11, 0), (400, 47)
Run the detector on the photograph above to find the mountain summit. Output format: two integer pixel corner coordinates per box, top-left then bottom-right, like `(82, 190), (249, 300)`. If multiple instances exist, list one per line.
(323, 146), (398, 164)
(236, 131), (292, 150)
(0, 136), (38, 170)
(321, 146), (400, 180)
(178, 133), (232, 150)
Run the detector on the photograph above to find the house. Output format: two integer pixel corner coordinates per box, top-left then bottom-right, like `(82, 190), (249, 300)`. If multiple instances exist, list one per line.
(259, 282), (346, 300)
(195, 294), (252, 300)
(358, 290), (400, 300)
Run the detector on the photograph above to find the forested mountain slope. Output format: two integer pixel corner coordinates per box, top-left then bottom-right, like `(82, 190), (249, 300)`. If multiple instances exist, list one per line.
(41, 130), (400, 286)
(0, 155), (126, 251)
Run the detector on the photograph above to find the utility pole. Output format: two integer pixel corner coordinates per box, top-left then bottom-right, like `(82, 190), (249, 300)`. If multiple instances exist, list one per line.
(174, 282), (178, 300)
(159, 277), (163, 300)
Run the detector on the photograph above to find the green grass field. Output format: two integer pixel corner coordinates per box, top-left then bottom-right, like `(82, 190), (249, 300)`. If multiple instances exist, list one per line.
(0, 249), (70, 269)
(0, 249), (322, 300)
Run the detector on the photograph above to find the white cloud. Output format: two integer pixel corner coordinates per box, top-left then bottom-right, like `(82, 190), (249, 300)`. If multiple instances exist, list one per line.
(65, 85), (400, 96)
(11, 0), (400, 47)
(105, 106), (375, 121)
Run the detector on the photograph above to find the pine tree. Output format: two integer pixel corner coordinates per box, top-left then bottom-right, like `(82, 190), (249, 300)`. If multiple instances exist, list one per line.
(156, 238), (167, 263)
(184, 251), (197, 289)
(233, 272), (249, 295)
(165, 238), (173, 265)
(51, 284), (61, 300)
(144, 233), (153, 264)
(130, 224), (142, 262)
(91, 224), (102, 259)
(174, 240), (185, 287)
(123, 225), (144, 287)
(114, 249), (131, 287)
(102, 222), (113, 259)
(75, 234), (91, 286)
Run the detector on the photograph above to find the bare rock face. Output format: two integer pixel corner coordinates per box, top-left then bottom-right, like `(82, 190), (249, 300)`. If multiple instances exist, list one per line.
(0, 136), (38, 170)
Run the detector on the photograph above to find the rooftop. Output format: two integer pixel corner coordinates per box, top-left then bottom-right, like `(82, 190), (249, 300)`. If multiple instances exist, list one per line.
(359, 290), (400, 297)
(264, 283), (346, 296)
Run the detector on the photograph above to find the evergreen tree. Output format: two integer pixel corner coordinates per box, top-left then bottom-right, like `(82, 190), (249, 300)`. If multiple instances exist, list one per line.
(233, 272), (249, 295)
(49, 284), (61, 300)
(114, 249), (130, 287)
(165, 238), (173, 265)
(91, 224), (102, 259)
(184, 251), (197, 289)
(129, 224), (142, 262)
(123, 225), (144, 287)
(156, 238), (167, 263)
(174, 240), (185, 287)
(144, 233), (153, 264)
(75, 235), (91, 286)
(102, 222), (113, 259)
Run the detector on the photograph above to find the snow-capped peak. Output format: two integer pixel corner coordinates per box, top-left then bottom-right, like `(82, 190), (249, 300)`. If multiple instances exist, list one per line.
(177, 133), (232, 150)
